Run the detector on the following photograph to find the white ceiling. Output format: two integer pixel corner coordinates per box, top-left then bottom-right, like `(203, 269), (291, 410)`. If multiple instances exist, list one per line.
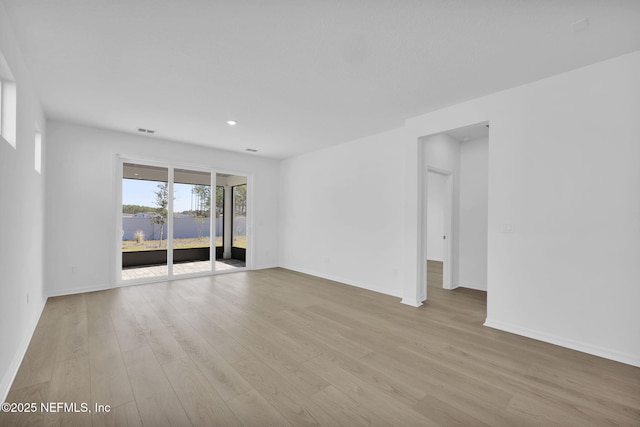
(2, 1), (640, 159)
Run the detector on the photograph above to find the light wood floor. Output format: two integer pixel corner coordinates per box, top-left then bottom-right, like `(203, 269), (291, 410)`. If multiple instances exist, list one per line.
(2, 267), (639, 426)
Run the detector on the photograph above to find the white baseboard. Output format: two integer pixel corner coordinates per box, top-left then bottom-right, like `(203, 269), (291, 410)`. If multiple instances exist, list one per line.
(280, 265), (402, 299)
(484, 318), (640, 368)
(47, 283), (113, 297)
(0, 298), (47, 403)
(400, 298), (423, 307)
(456, 282), (487, 291)
(253, 263), (279, 270)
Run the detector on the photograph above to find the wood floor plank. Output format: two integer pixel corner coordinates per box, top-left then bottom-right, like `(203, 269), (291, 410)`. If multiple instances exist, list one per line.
(121, 345), (191, 427)
(412, 393), (491, 427)
(10, 327), (59, 390)
(505, 393), (603, 427)
(4, 266), (639, 426)
(85, 291), (115, 337)
(226, 390), (292, 427)
(153, 308), (254, 402)
(0, 381), (49, 427)
(162, 357), (243, 427)
(362, 348), (536, 426)
(53, 314), (89, 363)
(91, 401), (142, 427)
(44, 356), (91, 427)
(309, 385), (391, 427)
(304, 355), (439, 426)
(274, 309), (374, 359)
(108, 301), (148, 353)
(122, 286), (187, 365)
(286, 328), (427, 407)
(88, 333), (134, 408)
(231, 357), (341, 426)
(225, 324), (330, 398)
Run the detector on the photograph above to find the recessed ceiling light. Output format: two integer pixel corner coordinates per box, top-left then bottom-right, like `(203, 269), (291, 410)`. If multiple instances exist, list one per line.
(227, 120), (238, 126)
(245, 148), (258, 152)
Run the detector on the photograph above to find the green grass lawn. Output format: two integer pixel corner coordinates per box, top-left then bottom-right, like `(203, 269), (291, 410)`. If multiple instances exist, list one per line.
(233, 235), (246, 249)
(122, 235), (243, 251)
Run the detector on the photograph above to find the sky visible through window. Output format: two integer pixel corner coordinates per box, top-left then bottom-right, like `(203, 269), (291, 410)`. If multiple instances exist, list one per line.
(123, 179), (207, 213)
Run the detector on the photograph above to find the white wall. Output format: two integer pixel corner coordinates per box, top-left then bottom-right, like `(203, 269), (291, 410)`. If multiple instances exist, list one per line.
(459, 137), (488, 290)
(0, 2), (47, 401)
(426, 171), (445, 262)
(279, 127), (406, 297)
(404, 50), (640, 366)
(281, 50), (640, 366)
(45, 121), (280, 296)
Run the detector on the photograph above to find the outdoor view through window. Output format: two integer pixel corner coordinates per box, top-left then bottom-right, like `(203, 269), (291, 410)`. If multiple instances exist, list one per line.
(121, 163), (247, 281)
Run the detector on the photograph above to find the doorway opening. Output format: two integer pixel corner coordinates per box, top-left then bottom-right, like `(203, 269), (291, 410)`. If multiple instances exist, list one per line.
(418, 122), (489, 303)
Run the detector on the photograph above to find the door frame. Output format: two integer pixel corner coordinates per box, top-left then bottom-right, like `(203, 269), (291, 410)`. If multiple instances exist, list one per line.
(116, 156), (171, 286)
(115, 155), (253, 286)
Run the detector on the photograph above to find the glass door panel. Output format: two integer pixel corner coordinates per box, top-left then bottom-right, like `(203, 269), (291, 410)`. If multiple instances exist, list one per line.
(173, 169), (212, 275)
(215, 174), (247, 270)
(121, 163), (169, 280)
(215, 186), (224, 261)
(231, 183), (247, 264)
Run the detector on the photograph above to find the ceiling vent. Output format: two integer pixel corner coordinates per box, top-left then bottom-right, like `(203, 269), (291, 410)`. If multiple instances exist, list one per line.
(571, 17), (589, 33)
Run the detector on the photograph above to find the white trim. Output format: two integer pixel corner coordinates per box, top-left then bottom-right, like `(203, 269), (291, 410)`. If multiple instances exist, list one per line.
(47, 283), (113, 297)
(416, 140), (426, 303)
(443, 173), (453, 290)
(456, 282), (486, 291)
(167, 166), (175, 278)
(0, 298), (47, 403)
(280, 265), (402, 299)
(211, 267), (247, 276)
(210, 171), (216, 273)
(115, 275), (167, 287)
(254, 263), (279, 270)
(484, 318), (640, 368)
(115, 156), (124, 284)
(401, 298), (423, 308)
(246, 173), (255, 271)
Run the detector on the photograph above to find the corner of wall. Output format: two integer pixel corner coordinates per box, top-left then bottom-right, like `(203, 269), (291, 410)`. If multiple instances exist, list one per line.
(0, 298), (47, 403)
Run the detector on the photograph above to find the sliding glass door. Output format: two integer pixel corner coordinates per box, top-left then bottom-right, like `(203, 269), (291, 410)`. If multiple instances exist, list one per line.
(232, 183), (247, 262)
(215, 185), (224, 260)
(213, 174), (247, 270)
(119, 160), (249, 283)
(121, 163), (169, 280)
(173, 169), (212, 275)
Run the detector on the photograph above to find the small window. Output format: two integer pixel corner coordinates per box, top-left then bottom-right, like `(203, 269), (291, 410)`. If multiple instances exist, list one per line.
(34, 126), (42, 174)
(0, 52), (17, 149)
